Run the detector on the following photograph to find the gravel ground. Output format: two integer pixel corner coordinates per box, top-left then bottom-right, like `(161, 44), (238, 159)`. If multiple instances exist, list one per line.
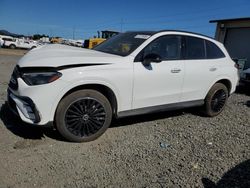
(0, 49), (249, 188)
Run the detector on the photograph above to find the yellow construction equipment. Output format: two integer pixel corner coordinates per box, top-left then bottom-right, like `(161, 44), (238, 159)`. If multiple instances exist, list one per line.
(84, 30), (119, 49)
(50, 37), (62, 44)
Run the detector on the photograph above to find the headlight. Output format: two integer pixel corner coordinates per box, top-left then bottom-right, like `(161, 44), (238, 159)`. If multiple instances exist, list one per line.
(21, 72), (62, 85)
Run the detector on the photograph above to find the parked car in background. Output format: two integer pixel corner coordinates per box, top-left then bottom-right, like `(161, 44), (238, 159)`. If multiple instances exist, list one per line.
(74, 41), (84, 47)
(68, 39), (84, 47)
(0, 39), (2, 47)
(3, 38), (38, 49)
(0, 35), (14, 47)
(7, 30), (239, 142)
(241, 68), (250, 86)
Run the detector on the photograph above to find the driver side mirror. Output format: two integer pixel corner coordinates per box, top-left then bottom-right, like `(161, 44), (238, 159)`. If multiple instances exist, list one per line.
(142, 53), (162, 66)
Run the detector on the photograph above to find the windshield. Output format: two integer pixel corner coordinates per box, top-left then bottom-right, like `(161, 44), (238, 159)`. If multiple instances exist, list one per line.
(93, 32), (153, 56)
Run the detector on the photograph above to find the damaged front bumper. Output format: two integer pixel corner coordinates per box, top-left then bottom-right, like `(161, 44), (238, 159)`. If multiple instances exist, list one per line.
(7, 89), (41, 123)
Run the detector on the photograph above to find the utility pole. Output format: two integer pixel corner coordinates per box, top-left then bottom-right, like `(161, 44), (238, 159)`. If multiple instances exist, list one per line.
(73, 26), (75, 40)
(120, 18), (124, 32)
(49, 28), (53, 37)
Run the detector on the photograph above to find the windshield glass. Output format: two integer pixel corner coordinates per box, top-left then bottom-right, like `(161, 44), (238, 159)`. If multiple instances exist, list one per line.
(93, 32), (153, 56)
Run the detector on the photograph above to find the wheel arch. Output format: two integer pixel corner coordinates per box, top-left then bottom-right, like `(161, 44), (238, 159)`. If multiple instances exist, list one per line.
(215, 79), (232, 94)
(206, 78), (232, 98)
(56, 83), (118, 116)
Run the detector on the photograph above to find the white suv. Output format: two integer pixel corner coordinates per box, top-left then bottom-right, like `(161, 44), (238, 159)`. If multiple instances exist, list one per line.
(4, 38), (37, 49)
(8, 31), (239, 142)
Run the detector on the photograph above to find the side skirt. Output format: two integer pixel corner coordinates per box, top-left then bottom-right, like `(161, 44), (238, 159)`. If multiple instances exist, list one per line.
(117, 100), (204, 118)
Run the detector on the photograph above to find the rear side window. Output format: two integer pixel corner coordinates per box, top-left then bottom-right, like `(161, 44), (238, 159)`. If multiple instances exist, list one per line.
(185, 36), (205, 59)
(205, 40), (225, 59)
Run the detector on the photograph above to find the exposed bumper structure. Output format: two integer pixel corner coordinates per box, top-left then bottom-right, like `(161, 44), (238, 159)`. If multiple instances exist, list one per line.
(8, 89), (41, 123)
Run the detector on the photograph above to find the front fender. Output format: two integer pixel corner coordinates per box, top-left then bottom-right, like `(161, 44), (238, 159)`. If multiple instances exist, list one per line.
(48, 79), (121, 122)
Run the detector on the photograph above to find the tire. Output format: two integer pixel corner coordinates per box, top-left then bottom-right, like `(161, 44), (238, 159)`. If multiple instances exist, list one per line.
(55, 89), (112, 142)
(9, 44), (16, 49)
(203, 83), (228, 117)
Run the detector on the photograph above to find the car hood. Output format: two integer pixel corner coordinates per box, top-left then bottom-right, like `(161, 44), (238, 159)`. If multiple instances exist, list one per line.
(17, 44), (123, 68)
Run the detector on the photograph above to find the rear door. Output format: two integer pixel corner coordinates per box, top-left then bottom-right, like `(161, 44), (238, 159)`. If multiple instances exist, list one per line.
(181, 36), (226, 102)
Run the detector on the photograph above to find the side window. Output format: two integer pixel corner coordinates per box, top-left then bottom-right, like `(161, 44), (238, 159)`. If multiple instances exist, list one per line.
(143, 35), (181, 60)
(185, 36), (205, 59)
(3, 38), (13, 41)
(206, 40), (225, 59)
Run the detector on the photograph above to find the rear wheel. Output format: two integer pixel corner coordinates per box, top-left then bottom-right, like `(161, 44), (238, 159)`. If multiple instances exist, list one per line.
(55, 89), (112, 142)
(203, 83), (228, 117)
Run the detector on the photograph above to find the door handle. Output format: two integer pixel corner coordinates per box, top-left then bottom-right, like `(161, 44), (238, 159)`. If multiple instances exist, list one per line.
(171, 69), (181, 73)
(209, 67), (217, 72)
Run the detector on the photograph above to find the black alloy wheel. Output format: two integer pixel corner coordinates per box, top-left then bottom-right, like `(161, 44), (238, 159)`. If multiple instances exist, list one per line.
(64, 97), (106, 137)
(210, 89), (227, 113)
(203, 83), (228, 117)
(56, 90), (112, 142)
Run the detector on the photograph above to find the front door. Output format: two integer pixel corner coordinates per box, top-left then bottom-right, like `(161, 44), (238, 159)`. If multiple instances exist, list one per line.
(133, 35), (184, 109)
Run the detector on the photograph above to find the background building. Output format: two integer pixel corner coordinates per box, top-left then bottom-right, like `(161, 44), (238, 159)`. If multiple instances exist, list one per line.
(210, 17), (250, 70)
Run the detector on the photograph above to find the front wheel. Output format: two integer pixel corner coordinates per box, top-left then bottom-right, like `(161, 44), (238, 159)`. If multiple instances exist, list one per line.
(9, 44), (16, 49)
(203, 83), (228, 117)
(55, 89), (112, 142)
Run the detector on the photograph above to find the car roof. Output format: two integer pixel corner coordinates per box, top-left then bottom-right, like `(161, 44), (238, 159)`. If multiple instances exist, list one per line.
(158, 30), (214, 40)
(126, 30), (214, 40)
(126, 31), (157, 35)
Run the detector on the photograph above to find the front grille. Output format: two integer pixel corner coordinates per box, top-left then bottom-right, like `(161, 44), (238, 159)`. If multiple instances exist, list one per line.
(8, 66), (19, 90)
